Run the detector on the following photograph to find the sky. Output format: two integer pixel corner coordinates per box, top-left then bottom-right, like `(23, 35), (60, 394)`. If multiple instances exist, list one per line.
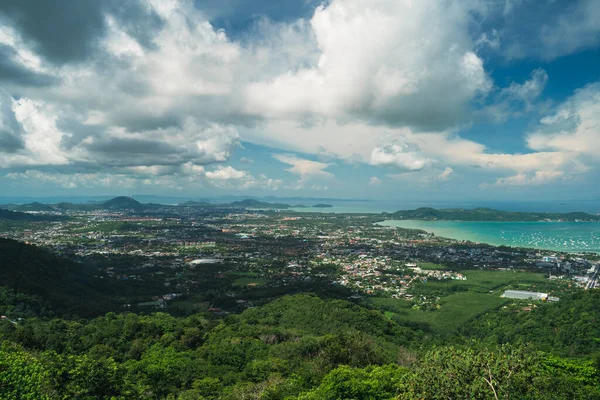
(0, 0), (600, 201)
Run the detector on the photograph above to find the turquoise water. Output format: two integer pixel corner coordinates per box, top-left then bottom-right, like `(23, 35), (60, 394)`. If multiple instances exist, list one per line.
(378, 220), (600, 253)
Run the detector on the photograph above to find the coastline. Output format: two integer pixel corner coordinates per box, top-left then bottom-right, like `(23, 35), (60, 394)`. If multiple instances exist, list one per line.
(377, 219), (600, 254)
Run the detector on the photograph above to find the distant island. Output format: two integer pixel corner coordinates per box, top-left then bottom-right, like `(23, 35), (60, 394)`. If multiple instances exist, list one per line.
(312, 203), (333, 208)
(389, 207), (600, 222)
(1, 197), (297, 214)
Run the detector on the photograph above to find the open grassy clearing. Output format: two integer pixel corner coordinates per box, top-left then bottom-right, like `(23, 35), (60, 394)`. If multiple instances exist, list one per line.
(413, 269), (548, 295)
(232, 277), (270, 287)
(369, 269), (549, 334)
(374, 292), (509, 334)
(417, 262), (452, 270)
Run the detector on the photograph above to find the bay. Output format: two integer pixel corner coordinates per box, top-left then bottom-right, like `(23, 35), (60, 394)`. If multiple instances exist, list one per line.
(377, 219), (600, 253)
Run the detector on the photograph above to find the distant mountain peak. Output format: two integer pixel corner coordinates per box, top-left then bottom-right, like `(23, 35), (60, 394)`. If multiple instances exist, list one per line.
(102, 196), (143, 209)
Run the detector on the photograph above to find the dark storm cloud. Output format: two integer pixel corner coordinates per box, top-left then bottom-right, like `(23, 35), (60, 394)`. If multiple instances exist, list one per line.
(0, 1), (106, 64)
(106, 1), (165, 51)
(85, 137), (182, 156)
(0, 90), (24, 153)
(0, 131), (24, 153)
(113, 113), (183, 133)
(0, 45), (57, 86)
(80, 137), (192, 168)
(0, 0), (163, 64)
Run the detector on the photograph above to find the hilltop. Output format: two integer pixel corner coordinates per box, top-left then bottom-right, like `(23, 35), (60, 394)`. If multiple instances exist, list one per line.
(101, 196), (144, 209)
(178, 200), (213, 207)
(390, 207), (600, 222)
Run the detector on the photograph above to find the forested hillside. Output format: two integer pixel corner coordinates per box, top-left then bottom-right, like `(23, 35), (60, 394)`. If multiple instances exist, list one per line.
(1, 240), (600, 398)
(1, 293), (599, 399)
(0, 238), (114, 317)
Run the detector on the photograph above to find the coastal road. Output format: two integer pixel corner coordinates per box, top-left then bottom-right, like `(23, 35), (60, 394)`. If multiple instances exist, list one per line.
(586, 265), (600, 289)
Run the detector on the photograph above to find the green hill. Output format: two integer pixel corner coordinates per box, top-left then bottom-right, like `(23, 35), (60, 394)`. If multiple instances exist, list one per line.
(390, 207), (600, 222)
(0, 239), (113, 317)
(101, 196), (144, 210)
(178, 200), (213, 207)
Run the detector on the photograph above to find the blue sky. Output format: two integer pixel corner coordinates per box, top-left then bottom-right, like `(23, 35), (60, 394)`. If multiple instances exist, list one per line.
(1, 0), (600, 201)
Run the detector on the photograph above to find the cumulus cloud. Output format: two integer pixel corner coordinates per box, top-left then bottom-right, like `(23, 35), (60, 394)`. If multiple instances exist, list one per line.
(6, 164), (282, 192)
(244, 0), (491, 131)
(369, 176), (382, 185)
(204, 166), (282, 190)
(484, 69), (549, 122)
(273, 153), (333, 188)
(438, 167), (454, 181)
(205, 165), (248, 180)
(0, 1), (246, 177)
(370, 139), (432, 171)
(0, 0), (597, 195)
(491, 170), (566, 187)
(527, 82), (600, 155)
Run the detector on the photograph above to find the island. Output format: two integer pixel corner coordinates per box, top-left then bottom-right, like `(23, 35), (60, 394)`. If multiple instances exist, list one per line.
(389, 207), (600, 222)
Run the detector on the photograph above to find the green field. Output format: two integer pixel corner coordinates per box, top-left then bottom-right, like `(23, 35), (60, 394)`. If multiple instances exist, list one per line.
(417, 262), (451, 270)
(395, 292), (508, 334)
(369, 269), (550, 335)
(413, 269), (548, 295)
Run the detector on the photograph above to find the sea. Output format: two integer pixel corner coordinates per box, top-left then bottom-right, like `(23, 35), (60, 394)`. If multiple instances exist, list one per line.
(289, 199), (600, 253)
(377, 220), (600, 253)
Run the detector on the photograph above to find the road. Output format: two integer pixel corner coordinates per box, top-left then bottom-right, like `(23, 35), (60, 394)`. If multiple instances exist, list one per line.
(585, 265), (600, 289)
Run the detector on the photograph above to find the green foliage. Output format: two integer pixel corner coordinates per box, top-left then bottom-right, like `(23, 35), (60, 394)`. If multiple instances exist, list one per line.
(299, 364), (407, 400)
(401, 344), (600, 399)
(0, 343), (54, 400)
(0, 238), (112, 317)
(0, 293), (599, 399)
(461, 290), (600, 357)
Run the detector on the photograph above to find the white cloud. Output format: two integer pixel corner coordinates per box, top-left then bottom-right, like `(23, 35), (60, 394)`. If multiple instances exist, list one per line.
(369, 176), (382, 185)
(527, 82), (600, 155)
(485, 68), (549, 122)
(204, 166), (282, 190)
(244, 0), (491, 130)
(240, 157), (254, 164)
(369, 139), (431, 171)
(491, 170), (565, 187)
(503, 69), (548, 104)
(5, 164), (282, 192)
(1, 98), (69, 167)
(1, 0), (597, 195)
(438, 167), (454, 181)
(205, 165), (248, 180)
(273, 153), (334, 182)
